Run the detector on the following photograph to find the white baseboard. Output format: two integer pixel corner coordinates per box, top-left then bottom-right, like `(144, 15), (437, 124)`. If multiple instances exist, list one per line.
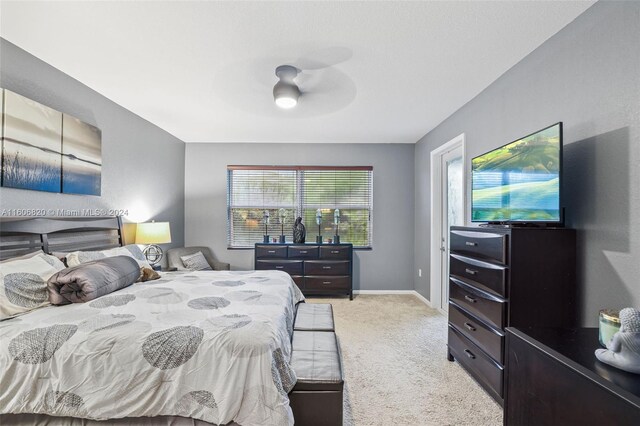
(353, 290), (432, 308)
(411, 290), (432, 308)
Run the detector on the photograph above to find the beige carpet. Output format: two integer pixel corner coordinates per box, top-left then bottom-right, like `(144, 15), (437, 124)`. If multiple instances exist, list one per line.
(307, 295), (502, 426)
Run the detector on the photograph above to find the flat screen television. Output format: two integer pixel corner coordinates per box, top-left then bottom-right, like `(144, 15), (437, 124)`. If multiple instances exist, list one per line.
(471, 122), (563, 224)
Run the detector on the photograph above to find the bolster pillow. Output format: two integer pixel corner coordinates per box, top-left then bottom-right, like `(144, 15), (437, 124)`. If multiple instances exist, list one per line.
(48, 256), (140, 305)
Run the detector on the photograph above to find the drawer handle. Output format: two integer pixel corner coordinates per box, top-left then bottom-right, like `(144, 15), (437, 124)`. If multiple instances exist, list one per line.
(465, 268), (477, 275)
(300, 250), (308, 254)
(464, 295), (477, 303)
(275, 266), (284, 269)
(465, 241), (478, 247)
(464, 349), (476, 359)
(323, 281), (331, 284)
(464, 322), (476, 332)
(331, 250), (340, 254)
(322, 266), (332, 269)
(268, 250), (276, 254)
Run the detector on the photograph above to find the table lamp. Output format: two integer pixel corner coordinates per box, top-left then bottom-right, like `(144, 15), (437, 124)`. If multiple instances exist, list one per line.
(135, 221), (172, 268)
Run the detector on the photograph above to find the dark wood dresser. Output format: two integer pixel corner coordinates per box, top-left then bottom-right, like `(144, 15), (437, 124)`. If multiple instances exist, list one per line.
(446, 226), (577, 405)
(254, 243), (353, 299)
(505, 327), (640, 425)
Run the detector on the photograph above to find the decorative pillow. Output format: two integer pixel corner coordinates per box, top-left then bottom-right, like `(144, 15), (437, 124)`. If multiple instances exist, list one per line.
(48, 256), (141, 305)
(180, 251), (212, 271)
(66, 244), (152, 269)
(0, 251), (66, 320)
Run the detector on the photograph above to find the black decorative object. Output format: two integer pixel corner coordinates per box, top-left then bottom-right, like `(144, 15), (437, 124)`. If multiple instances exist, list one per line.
(334, 209), (341, 244)
(278, 208), (287, 243)
(316, 209), (323, 244)
(263, 210), (270, 243)
(293, 217), (306, 243)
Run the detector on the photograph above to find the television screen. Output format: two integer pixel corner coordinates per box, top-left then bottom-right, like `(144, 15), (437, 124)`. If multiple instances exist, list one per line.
(471, 122), (562, 223)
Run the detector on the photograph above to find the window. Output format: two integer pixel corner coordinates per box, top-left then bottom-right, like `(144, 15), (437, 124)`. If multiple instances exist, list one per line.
(227, 166), (373, 248)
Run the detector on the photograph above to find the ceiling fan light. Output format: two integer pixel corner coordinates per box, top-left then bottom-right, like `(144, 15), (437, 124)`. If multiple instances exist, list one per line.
(273, 80), (300, 109)
(275, 96), (298, 109)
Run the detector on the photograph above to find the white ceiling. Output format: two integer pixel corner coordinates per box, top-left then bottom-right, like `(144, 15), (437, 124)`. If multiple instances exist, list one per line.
(0, 1), (594, 144)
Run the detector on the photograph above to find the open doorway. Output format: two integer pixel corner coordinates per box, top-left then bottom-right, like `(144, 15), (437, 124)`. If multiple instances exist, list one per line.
(430, 134), (465, 313)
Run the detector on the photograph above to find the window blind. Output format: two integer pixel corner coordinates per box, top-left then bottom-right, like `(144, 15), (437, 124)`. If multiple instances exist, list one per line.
(227, 168), (296, 248)
(227, 166), (373, 248)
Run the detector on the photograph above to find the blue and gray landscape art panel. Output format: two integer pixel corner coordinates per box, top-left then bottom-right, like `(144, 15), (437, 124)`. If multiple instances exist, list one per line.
(0, 89), (101, 196)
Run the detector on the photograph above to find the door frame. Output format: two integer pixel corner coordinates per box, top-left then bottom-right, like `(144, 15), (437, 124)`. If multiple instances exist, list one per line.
(430, 133), (466, 314)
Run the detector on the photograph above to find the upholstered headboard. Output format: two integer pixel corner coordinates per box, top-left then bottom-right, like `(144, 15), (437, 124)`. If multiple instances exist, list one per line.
(0, 217), (124, 260)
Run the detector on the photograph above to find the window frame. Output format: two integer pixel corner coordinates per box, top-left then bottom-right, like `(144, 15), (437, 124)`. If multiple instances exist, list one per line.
(227, 165), (373, 249)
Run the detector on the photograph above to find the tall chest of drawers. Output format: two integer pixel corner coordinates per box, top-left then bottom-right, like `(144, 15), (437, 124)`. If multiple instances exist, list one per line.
(254, 243), (353, 300)
(446, 226), (576, 406)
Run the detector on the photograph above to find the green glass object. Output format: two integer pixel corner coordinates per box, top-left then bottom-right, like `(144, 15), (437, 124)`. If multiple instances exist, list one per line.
(599, 309), (621, 347)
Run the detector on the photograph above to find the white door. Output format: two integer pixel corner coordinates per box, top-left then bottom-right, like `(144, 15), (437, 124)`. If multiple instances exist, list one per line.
(430, 134), (465, 314)
(439, 147), (464, 311)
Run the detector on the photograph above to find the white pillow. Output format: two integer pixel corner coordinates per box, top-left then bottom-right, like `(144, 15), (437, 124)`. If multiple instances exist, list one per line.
(66, 244), (151, 269)
(0, 251), (66, 320)
(180, 251), (212, 271)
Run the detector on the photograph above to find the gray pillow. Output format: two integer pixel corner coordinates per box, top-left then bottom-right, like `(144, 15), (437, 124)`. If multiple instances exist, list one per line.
(66, 245), (152, 269)
(48, 256), (140, 305)
(180, 251), (212, 271)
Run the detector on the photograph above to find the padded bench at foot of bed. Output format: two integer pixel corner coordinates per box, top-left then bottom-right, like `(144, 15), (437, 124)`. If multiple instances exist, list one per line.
(294, 303), (335, 332)
(289, 330), (344, 426)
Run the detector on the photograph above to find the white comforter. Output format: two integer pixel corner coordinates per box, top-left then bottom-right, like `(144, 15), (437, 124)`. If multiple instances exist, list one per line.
(0, 270), (304, 426)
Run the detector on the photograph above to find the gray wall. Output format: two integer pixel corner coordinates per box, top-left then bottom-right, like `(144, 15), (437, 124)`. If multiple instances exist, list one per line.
(0, 39), (186, 254)
(414, 1), (640, 325)
(185, 143), (415, 291)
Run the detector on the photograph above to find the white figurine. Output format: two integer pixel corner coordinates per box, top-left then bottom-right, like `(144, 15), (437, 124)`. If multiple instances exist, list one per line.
(595, 307), (640, 374)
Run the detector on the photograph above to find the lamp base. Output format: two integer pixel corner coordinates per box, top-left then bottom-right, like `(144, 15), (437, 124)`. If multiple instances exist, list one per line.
(316, 236), (323, 244)
(333, 235), (340, 244)
(279, 235), (286, 243)
(142, 244), (163, 267)
(263, 235), (270, 243)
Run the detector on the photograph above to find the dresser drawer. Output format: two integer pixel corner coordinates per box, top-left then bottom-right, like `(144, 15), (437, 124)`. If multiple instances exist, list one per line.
(288, 246), (319, 259)
(449, 303), (504, 363)
(291, 275), (305, 289)
(256, 260), (303, 275)
(305, 276), (350, 291)
(450, 253), (507, 297)
(448, 325), (503, 399)
(319, 245), (351, 260)
(450, 277), (506, 330)
(304, 260), (350, 275)
(255, 245), (288, 258)
(450, 229), (507, 265)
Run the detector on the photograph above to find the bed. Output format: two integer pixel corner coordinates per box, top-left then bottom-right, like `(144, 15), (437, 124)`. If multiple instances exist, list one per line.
(0, 217), (304, 426)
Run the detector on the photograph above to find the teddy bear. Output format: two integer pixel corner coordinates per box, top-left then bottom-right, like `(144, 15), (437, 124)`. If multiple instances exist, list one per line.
(595, 307), (640, 374)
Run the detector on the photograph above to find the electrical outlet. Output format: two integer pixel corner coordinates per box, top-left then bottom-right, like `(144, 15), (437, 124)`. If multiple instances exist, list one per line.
(418, 269), (422, 277)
